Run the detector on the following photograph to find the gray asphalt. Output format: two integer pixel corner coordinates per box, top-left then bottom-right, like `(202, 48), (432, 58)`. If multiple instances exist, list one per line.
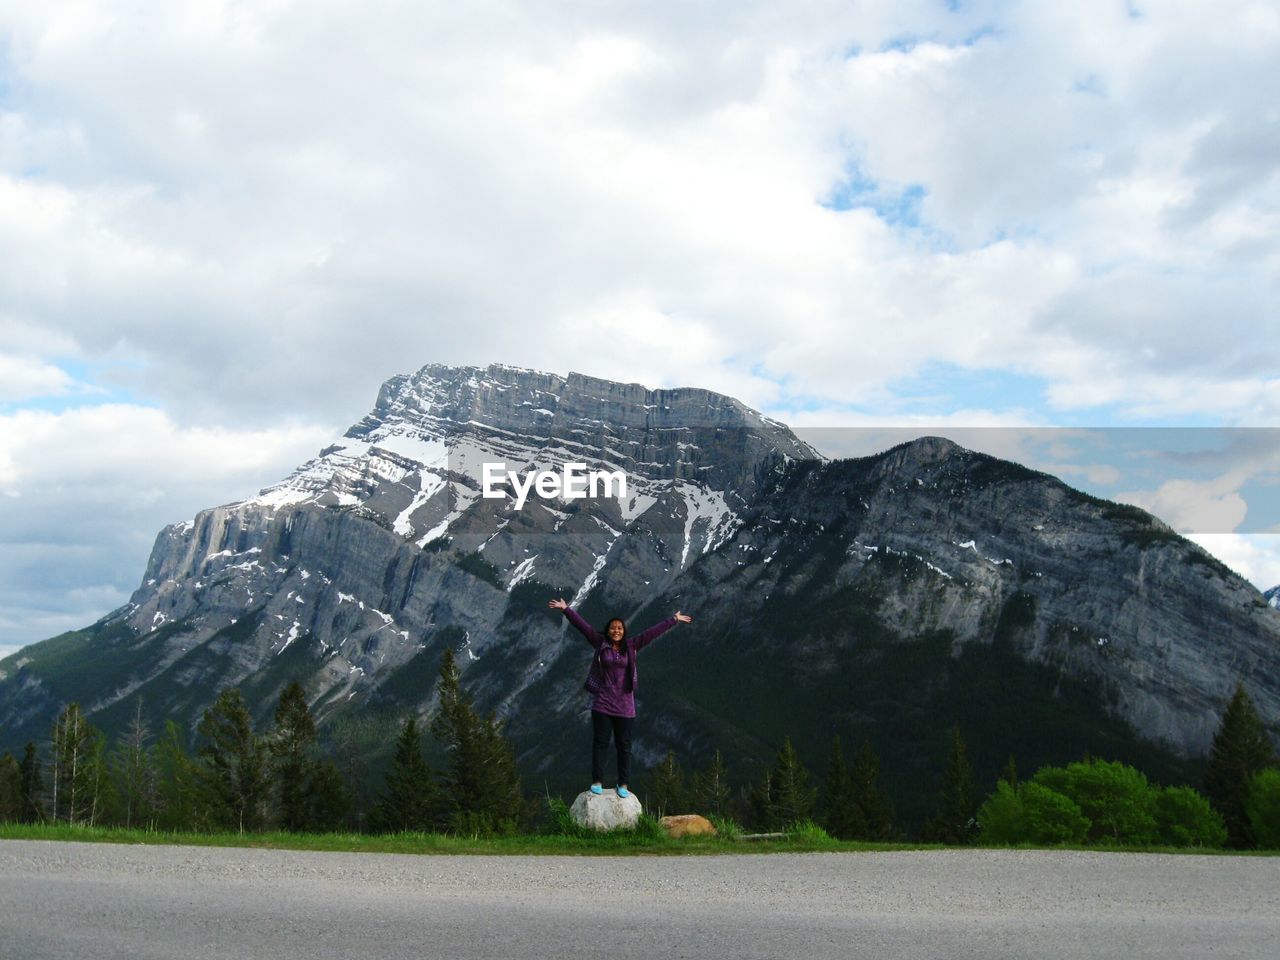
(1, 840), (1277, 959)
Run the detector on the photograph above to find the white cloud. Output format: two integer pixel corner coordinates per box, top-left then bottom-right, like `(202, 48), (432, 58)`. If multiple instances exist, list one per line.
(1187, 534), (1280, 592)
(1117, 478), (1250, 534)
(0, 403), (335, 645)
(0, 353), (74, 402)
(0, 0), (1273, 425)
(1, 1), (1279, 637)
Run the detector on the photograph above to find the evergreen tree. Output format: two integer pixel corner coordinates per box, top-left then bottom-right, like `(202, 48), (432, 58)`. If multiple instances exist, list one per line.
(431, 648), (523, 833)
(1204, 683), (1278, 848)
(747, 769), (774, 830)
(19, 741), (45, 824)
(0, 752), (21, 822)
(86, 731), (116, 826)
(691, 750), (732, 819)
(649, 750), (686, 817)
(767, 737), (815, 829)
(113, 700), (159, 830)
(923, 726), (977, 844)
(197, 688), (268, 833)
(848, 739), (895, 841)
(269, 681), (319, 832)
(307, 759), (352, 832)
(821, 737), (862, 840)
(156, 721), (205, 831)
(328, 713), (385, 831)
(368, 715), (441, 832)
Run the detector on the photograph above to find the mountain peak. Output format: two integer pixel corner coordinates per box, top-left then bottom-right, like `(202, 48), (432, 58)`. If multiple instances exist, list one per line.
(896, 435), (965, 462)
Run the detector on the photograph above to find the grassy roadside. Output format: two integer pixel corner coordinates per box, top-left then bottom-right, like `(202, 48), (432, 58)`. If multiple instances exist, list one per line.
(0, 821), (919, 856)
(1, 822), (1270, 856)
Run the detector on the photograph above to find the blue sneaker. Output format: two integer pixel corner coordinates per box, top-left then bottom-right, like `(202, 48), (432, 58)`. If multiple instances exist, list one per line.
(590, 783), (603, 795)
(616, 786), (630, 799)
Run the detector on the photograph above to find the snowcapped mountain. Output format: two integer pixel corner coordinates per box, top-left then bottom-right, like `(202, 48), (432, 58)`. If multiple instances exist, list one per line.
(1266, 586), (1280, 610)
(2, 363), (1277, 821)
(0, 363), (819, 755)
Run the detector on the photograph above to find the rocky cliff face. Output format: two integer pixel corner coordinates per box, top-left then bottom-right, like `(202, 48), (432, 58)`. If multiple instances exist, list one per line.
(2, 364), (1277, 815)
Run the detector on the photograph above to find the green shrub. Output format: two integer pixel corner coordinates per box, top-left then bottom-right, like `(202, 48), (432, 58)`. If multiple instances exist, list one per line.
(1153, 786), (1227, 848)
(1034, 759), (1158, 845)
(542, 795), (586, 837)
(784, 819), (833, 843)
(449, 809), (519, 838)
(633, 813), (668, 842)
(1246, 769), (1280, 849)
(977, 781), (1089, 845)
(708, 814), (741, 841)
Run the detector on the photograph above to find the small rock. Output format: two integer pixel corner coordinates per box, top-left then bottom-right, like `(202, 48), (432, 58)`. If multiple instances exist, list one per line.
(660, 814), (716, 838)
(570, 790), (642, 831)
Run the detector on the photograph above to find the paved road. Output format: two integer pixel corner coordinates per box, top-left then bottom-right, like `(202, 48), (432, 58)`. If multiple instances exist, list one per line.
(1, 840), (1277, 959)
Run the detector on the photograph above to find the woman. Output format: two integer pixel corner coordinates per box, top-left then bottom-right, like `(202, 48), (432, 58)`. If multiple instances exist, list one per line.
(548, 598), (692, 799)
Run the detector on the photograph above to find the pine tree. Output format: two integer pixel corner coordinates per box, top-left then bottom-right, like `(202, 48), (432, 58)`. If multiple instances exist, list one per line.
(197, 688), (268, 833)
(156, 721), (205, 831)
(269, 681), (319, 832)
(113, 700), (159, 830)
(431, 648), (523, 833)
(368, 715), (441, 833)
(649, 750), (686, 817)
(1205, 683), (1278, 848)
(692, 750), (732, 819)
(747, 769), (774, 830)
(849, 739), (894, 841)
(821, 737), (862, 840)
(923, 726), (977, 844)
(328, 713), (384, 831)
(19, 741), (45, 824)
(307, 760), (352, 832)
(0, 752), (21, 822)
(768, 737), (815, 829)
(85, 731), (115, 827)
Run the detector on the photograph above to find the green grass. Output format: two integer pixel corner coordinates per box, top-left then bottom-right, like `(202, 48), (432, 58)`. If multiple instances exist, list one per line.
(5, 822), (1268, 857)
(0, 821), (923, 856)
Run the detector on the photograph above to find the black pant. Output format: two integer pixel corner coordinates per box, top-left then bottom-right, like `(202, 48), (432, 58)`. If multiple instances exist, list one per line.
(591, 710), (634, 786)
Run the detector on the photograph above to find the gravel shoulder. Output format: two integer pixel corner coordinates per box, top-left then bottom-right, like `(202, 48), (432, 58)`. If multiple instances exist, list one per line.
(2, 840), (1278, 959)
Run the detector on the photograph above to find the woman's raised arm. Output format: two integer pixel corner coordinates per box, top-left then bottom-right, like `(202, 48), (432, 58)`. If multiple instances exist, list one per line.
(549, 598), (602, 648)
(633, 611), (692, 651)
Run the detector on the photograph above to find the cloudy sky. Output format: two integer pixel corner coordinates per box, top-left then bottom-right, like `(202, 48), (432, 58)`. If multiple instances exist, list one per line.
(2, 0), (1278, 655)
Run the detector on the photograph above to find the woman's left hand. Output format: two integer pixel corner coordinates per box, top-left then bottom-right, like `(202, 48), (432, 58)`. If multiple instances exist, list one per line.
(674, 611), (692, 623)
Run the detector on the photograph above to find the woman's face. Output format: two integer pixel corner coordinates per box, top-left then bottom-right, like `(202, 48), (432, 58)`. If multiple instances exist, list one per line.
(606, 619), (625, 644)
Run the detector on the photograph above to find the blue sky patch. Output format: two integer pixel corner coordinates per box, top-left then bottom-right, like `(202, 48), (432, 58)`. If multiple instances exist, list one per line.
(890, 362), (1046, 414)
(2, 359), (153, 415)
(822, 172), (927, 229)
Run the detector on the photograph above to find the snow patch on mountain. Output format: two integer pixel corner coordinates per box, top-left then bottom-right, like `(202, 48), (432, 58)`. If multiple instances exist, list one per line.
(675, 482), (740, 568)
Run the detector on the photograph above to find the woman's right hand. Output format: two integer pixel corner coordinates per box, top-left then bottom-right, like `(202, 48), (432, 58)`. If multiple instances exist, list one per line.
(547, 598), (568, 611)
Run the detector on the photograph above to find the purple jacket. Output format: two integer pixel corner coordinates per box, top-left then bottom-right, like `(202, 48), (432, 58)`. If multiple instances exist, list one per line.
(563, 607), (677, 717)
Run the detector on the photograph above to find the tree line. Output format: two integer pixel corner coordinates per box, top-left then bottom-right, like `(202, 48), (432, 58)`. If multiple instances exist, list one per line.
(0, 648), (524, 835)
(655, 681), (1278, 848)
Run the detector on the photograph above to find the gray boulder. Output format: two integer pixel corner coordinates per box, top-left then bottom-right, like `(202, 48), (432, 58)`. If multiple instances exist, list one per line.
(569, 790), (642, 831)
